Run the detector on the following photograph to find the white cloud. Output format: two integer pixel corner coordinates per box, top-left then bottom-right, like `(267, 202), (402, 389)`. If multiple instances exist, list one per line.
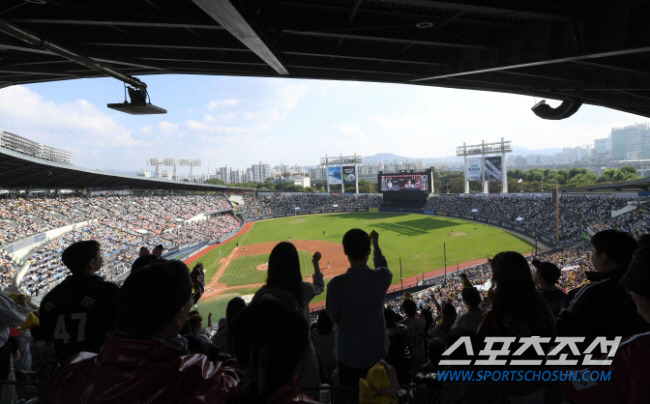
(0, 85), (143, 150)
(207, 99), (241, 110)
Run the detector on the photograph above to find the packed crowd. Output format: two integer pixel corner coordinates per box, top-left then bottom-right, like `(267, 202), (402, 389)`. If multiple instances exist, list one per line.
(241, 193), (382, 218)
(425, 194), (648, 244)
(385, 245), (591, 321)
(0, 221), (648, 403)
(16, 211), (240, 298)
(0, 194), (238, 297)
(0, 194), (232, 247)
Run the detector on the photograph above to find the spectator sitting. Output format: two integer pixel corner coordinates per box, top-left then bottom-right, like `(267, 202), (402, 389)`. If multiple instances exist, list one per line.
(229, 288), (319, 403)
(138, 246), (150, 258)
(532, 259), (570, 318)
(566, 246), (650, 403)
(152, 244), (164, 259)
(41, 260), (243, 403)
(310, 310), (337, 384)
(557, 230), (649, 345)
(212, 296), (246, 354)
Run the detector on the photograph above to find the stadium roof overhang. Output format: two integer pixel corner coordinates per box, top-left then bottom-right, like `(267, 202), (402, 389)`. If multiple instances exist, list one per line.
(1, 1), (650, 118)
(0, 148), (252, 192)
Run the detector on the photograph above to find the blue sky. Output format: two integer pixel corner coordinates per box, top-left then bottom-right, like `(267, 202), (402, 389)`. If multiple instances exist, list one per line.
(0, 74), (642, 175)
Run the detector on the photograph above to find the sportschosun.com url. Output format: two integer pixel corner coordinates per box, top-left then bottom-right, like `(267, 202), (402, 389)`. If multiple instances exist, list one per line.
(436, 369), (611, 382)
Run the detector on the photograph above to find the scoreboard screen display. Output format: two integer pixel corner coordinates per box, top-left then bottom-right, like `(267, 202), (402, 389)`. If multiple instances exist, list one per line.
(378, 170), (431, 192)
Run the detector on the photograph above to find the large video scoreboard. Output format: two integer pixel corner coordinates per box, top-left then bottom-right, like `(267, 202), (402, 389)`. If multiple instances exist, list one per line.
(378, 169), (432, 193)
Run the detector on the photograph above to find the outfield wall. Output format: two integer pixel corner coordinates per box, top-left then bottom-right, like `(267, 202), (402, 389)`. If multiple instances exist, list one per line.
(245, 207), (370, 222)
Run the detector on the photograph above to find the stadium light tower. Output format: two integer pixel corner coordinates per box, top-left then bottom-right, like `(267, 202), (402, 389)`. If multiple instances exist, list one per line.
(179, 159), (201, 179)
(163, 158), (178, 181)
(147, 158), (161, 178)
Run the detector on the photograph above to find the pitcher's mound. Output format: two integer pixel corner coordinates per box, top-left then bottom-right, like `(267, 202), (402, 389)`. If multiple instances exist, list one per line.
(256, 263), (268, 271)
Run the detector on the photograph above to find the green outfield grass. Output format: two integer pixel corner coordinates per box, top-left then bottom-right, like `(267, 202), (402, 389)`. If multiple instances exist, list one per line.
(194, 212), (534, 320)
(219, 250), (315, 286)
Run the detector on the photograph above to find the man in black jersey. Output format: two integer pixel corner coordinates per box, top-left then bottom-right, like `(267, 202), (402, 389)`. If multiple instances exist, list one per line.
(39, 240), (119, 364)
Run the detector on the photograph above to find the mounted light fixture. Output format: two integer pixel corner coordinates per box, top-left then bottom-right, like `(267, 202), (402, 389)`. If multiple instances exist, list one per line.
(107, 85), (167, 115)
(531, 99), (582, 120)
(0, 18), (166, 115)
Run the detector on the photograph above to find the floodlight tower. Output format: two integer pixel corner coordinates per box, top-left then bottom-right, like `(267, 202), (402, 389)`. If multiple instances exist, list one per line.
(180, 159), (201, 179)
(147, 158), (161, 177)
(163, 158), (178, 180)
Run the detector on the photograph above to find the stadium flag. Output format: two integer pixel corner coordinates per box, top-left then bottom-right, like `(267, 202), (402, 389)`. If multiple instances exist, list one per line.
(343, 166), (356, 184)
(484, 156), (502, 181)
(327, 166), (342, 185)
(467, 158), (481, 181)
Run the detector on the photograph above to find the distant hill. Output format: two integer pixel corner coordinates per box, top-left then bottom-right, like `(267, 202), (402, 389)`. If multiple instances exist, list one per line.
(362, 147), (566, 166)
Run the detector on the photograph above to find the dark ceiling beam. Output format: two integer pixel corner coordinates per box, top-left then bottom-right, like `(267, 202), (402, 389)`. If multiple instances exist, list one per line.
(375, 0), (573, 23)
(190, 0), (289, 75)
(413, 46), (650, 82)
(348, 0), (364, 23)
(0, 18), (148, 89)
(0, 69), (73, 77)
(282, 50), (446, 66)
(11, 20), (223, 31)
(88, 42), (249, 53)
(288, 63), (416, 78)
(570, 60), (650, 77)
(281, 30), (486, 50)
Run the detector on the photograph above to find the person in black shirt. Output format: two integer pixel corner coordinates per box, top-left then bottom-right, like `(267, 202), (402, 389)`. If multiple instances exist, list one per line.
(39, 240), (119, 364)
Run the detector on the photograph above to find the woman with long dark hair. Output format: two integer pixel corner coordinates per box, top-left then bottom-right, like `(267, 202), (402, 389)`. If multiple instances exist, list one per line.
(479, 251), (555, 338)
(474, 251), (556, 403)
(255, 241), (324, 400)
(264, 241), (324, 320)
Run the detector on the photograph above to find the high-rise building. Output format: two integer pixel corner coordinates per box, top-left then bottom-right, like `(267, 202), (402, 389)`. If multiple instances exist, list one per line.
(250, 161), (272, 182)
(611, 123), (650, 160)
(218, 165), (232, 184)
(230, 168), (245, 184)
(594, 137), (610, 161)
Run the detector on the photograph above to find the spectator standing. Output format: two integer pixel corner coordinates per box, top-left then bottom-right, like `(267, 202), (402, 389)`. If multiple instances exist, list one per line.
(451, 287), (483, 333)
(255, 242), (324, 399)
(41, 260), (243, 403)
(401, 298), (426, 369)
(39, 241), (119, 364)
(326, 229), (392, 403)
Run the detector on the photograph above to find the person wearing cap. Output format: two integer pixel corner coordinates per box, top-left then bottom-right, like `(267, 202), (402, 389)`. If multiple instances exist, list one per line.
(532, 259), (570, 318)
(39, 240), (119, 364)
(556, 230), (649, 346)
(152, 244), (164, 259)
(566, 246), (650, 403)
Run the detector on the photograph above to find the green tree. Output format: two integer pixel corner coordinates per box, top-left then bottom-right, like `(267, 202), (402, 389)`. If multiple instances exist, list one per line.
(206, 178), (224, 185)
(568, 172), (597, 185)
